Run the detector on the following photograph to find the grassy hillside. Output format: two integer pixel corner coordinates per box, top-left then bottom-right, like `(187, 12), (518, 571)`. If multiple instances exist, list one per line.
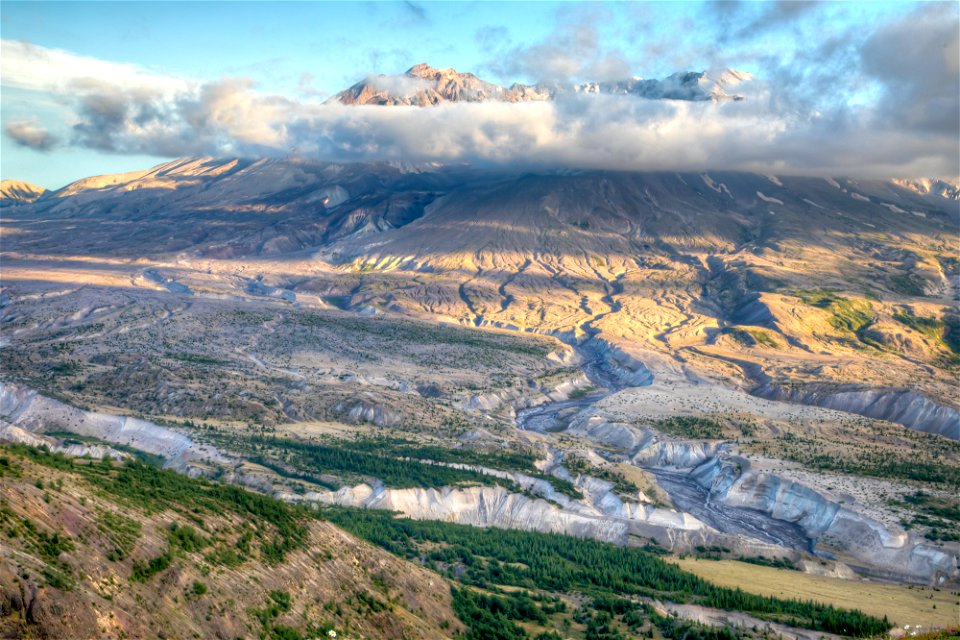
(0, 444), (460, 640)
(675, 558), (958, 629)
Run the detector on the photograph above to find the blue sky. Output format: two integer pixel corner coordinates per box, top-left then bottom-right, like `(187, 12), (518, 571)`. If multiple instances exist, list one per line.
(2, 1), (956, 187)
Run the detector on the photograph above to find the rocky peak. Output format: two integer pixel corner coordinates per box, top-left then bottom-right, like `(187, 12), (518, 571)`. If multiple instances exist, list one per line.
(332, 64), (752, 106)
(892, 178), (960, 200)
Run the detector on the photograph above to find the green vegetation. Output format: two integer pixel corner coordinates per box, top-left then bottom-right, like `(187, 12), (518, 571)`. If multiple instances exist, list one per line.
(0, 499), (75, 589)
(45, 431), (167, 466)
(0, 444), (895, 638)
(167, 522), (207, 552)
(795, 290), (878, 346)
(794, 289), (843, 309)
(889, 273), (927, 297)
(248, 436), (522, 491)
(581, 597), (750, 640)
(251, 590), (294, 638)
(325, 506), (891, 637)
(452, 587), (552, 640)
(210, 433), (582, 498)
(722, 327), (780, 349)
(736, 556), (797, 571)
(5, 443), (312, 568)
(131, 551), (172, 582)
(97, 508), (141, 562)
(652, 415), (758, 440)
(900, 491), (960, 522)
(754, 431), (960, 489)
(251, 455), (339, 491)
(893, 310), (948, 342)
(890, 491), (960, 541)
(563, 456), (639, 497)
(892, 308), (960, 365)
(654, 416), (725, 439)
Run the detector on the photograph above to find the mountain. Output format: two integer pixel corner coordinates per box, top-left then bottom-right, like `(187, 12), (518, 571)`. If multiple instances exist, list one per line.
(4, 157), (958, 433)
(572, 69), (752, 101)
(0, 179), (46, 206)
(3, 157), (960, 614)
(893, 177), (960, 200)
(333, 63), (551, 106)
(331, 63), (751, 106)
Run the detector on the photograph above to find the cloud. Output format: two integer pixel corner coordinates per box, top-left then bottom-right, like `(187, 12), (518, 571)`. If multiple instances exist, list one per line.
(707, 1), (821, 44)
(483, 10), (632, 83)
(364, 74), (432, 98)
(1, 4), (958, 181)
(861, 2), (959, 134)
(0, 39), (187, 96)
(4, 118), (60, 151)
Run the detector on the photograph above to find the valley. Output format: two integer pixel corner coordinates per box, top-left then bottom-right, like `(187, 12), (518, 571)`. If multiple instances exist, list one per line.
(1, 160), (958, 639)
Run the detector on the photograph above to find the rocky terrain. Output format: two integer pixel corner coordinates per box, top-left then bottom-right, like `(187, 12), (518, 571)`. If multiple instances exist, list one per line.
(1, 156), (958, 636)
(4, 158), (957, 428)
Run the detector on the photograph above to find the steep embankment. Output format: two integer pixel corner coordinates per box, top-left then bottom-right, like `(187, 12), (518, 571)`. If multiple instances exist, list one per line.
(0, 381), (226, 471)
(753, 384), (959, 439)
(559, 409), (958, 586)
(305, 478), (732, 553)
(690, 456), (956, 584)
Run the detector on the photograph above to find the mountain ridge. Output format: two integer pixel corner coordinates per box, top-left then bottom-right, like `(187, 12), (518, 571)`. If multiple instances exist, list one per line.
(331, 63), (753, 106)
(0, 179), (47, 206)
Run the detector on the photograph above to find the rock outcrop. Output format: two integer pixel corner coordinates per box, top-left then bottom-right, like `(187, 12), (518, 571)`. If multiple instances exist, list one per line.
(0, 382), (227, 471)
(303, 481), (755, 552)
(753, 383), (959, 439)
(691, 456), (957, 585)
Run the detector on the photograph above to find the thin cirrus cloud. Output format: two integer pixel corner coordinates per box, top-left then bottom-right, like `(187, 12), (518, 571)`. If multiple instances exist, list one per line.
(1, 2), (957, 180)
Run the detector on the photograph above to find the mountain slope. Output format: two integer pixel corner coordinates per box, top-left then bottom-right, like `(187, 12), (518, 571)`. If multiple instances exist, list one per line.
(3, 158), (958, 432)
(0, 180), (46, 206)
(0, 444), (461, 640)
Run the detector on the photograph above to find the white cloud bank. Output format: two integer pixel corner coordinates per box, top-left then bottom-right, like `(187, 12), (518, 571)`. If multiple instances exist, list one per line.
(2, 4), (958, 180)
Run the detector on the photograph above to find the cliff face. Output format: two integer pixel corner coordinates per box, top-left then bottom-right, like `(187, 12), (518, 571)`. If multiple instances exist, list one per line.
(691, 457), (956, 584)
(304, 481), (741, 553)
(0, 381), (227, 472)
(753, 384), (960, 439)
(558, 407), (959, 586)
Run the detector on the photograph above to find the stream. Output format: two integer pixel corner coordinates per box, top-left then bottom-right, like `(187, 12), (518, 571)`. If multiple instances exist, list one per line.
(515, 337), (815, 552)
(651, 468), (813, 551)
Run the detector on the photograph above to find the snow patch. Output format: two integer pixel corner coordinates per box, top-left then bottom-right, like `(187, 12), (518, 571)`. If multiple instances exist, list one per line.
(756, 191), (783, 205)
(700, 173), (732, 198)
(880, 202), (906, 214)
